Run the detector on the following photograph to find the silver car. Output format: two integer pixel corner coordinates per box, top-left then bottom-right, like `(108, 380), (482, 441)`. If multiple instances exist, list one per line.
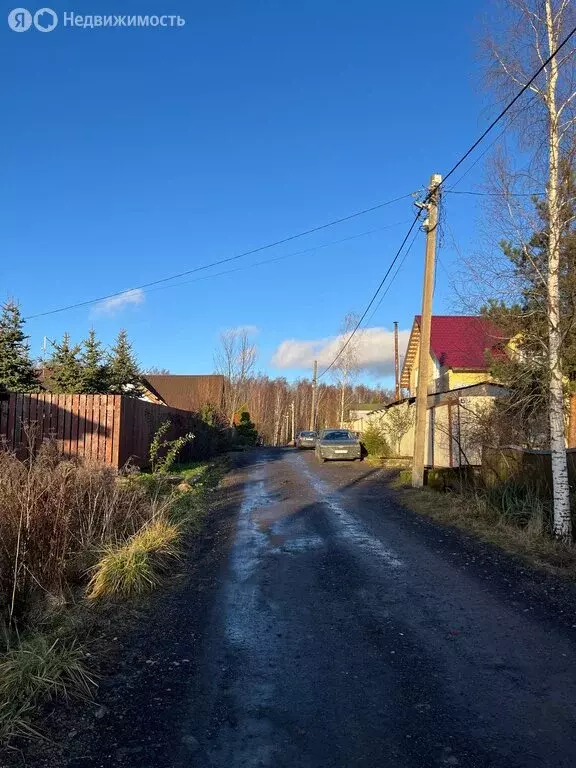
(315, 429), (362, 462)
(296, 430), (317, 449)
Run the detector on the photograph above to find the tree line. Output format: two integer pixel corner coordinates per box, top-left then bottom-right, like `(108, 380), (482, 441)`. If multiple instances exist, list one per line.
(0, 301), (143, 396)
(242, 375), (392, 446)
(213, 328), (391, 445)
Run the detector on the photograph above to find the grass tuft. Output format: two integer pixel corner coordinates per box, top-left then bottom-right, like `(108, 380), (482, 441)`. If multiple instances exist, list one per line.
(86, 520), (181, 600)
(0, 634), (96, 741)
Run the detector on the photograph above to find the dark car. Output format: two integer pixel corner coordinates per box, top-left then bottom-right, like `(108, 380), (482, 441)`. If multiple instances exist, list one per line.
(315, 429), (362, 462)
(296, 430), (317, 449)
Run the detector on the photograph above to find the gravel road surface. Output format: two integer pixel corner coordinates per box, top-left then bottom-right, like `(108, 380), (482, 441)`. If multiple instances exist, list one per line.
(25, 448), (576, 767)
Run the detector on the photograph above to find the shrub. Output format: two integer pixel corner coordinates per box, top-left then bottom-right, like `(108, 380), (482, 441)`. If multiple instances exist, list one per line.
(361, 422), (391, 458)
(235, 411), (258, 446)
(86, 520), (181, 600)
(0, 445), (161, 629)
(149, 420), (194, 474)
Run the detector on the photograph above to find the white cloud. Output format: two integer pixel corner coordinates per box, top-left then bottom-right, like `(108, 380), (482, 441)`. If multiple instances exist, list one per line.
(93, 288), (145, 316)
(272, 326), (411, 377)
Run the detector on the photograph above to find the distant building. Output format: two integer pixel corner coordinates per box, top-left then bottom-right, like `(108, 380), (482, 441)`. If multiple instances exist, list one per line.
(348, 403), (388, 421)
(141, 374), (225, 413)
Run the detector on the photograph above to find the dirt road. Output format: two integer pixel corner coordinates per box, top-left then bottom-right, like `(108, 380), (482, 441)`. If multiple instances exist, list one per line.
(33, 448), (576, 767)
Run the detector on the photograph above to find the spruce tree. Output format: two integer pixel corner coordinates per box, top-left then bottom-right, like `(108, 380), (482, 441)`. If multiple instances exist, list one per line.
(47, 333), (83, 393)
(81, 329), (110, 393)
(107, 329), (143, 396)
(236, 411), (258, 446)
(0, 301), (38, 392)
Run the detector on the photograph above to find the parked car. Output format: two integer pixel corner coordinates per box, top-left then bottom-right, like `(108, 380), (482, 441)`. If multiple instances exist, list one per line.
(296, 430), (317, 449)
(315, 429), (362, 462)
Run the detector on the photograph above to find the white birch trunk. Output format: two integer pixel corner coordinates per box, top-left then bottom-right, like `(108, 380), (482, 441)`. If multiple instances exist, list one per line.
(545, 0), (571, 540)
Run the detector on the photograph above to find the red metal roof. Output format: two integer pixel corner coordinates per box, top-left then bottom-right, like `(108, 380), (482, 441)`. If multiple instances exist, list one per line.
(415, 315), (504, 370)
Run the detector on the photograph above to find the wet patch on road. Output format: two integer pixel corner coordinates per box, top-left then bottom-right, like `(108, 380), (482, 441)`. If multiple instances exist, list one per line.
(293, 454), (404, 568)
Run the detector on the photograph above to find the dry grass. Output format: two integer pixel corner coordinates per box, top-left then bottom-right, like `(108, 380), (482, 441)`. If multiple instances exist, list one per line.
(393, 480), (576, 575)
(0, 445), (164, 630)
(0, 447), (226, 745)
(86, 520), (181, 600)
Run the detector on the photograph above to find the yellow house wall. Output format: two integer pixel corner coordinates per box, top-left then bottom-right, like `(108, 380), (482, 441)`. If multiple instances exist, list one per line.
(447, 370), (490, 390)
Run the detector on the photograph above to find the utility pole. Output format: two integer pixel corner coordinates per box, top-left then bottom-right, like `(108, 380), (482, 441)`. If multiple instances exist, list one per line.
(309, 360), (318, 431)
(394, 321), (400, 401)
(291, 401), (295, 444)
(412, 174), (442, 488)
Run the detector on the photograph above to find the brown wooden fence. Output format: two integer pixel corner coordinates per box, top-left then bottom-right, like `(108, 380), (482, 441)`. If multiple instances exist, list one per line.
(482, 446), (576, 494)
(0, 393), (220, 468)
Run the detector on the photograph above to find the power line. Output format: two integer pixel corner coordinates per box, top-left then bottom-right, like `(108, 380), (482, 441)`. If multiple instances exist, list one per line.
(438, 24), (576, 191)
(317, 210), (424, 379)
(445, 93), (540, 192)
(316, 24), (576, 380)
(115, 218), (412, 299)
(25, 191), (417, 320)
(364, 224), (421, 326)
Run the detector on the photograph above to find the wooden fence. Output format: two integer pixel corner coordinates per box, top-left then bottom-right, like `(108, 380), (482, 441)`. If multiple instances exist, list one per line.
(482, 446), (576, 494)
(0, 393), (220, 468)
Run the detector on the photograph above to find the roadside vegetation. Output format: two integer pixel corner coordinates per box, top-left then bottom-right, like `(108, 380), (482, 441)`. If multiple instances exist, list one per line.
(0, 421), (228, 744)
(361, 420), (391, 462)
(393, 470), (576, 575)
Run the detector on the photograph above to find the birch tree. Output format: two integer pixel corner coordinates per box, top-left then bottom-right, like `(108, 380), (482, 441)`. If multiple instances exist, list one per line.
(214, 328), (257, 426)
(334, 312), (361, 428)
(485, 0), (576, 539)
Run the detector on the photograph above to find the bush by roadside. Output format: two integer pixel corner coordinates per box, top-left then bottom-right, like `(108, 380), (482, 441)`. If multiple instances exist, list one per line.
(361, 422), (391, 461)
(0, 441), (229, 745)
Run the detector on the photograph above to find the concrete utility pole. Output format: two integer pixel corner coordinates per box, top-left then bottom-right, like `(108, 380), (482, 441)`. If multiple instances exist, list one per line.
(290, 401), (295, 443)
(394, 321), (400, 401)
(412, 174), (442, 488)
(309, 360), (318, 431)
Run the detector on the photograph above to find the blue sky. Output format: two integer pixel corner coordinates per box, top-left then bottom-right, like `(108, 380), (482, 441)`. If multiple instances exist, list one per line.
(2, 0), (495, 387)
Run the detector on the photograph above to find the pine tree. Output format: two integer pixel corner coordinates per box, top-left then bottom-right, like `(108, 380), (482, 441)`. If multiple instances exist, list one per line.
(107, 329), (143, 396)
(47, 333), (83, 393)
(81, 329), (110, 393)
(484, 161), (576, 448)
(0, 301), (38, 392)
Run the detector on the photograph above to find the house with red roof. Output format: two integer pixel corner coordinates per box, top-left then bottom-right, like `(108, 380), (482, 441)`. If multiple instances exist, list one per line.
(350, 315), (508, 469)
(400, 315), (505, 397)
